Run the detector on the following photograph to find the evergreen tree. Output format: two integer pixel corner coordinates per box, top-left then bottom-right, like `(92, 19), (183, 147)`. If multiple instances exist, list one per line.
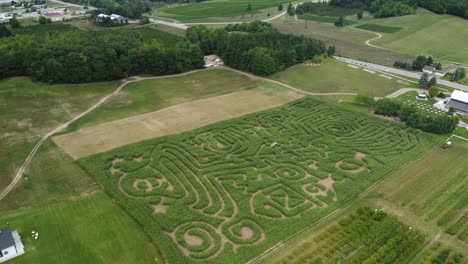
(335, 16), (344, 27)
(327, 45), (336, 57)
(426, 56), (433, 65)
(357, 10), (363, 20)
(287, 2), (295, 16)
(418, 73), (429, 88)
(428, 76), (437, 87)
(9, 17), (20, 28)
(246, 3), (252, 11)
(278, 4), (283, 11)
(0, 24), (11, 38)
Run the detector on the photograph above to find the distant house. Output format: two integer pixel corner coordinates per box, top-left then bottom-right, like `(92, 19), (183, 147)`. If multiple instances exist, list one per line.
(446, 90), (468, 113)
(41, 9), (64, 21)
(422, 65), (446, 77)
(96, 13), (125, 23)
(0, 227), (24, 263)
(204, 55), (224, 68)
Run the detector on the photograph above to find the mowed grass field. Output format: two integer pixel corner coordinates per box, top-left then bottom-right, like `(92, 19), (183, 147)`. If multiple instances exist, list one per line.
(79, 96), (439, 263)
(271, 18), (414, 66)
(365, 9), (468, 64)
(271, 59), (409, 96)
(0, 77), (119, 192)
(155, 0), (289, 21)
(67, 69), (276, 131)
(0, 192), (162, 264)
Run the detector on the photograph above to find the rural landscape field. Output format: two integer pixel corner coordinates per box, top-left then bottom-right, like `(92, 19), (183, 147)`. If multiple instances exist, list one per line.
(0, 0), (467, 263)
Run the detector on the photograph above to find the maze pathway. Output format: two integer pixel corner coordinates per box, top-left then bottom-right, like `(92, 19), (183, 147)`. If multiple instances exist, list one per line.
(81, 97), (426, 263)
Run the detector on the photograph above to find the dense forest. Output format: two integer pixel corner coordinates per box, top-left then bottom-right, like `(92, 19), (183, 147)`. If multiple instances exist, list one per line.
(0, 28), (203, 83)
(187, 21), (329, 76)
(329, 0), (468, 19)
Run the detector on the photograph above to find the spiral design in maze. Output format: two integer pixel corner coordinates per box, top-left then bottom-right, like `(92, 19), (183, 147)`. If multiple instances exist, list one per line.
(107, 98), (420, 260)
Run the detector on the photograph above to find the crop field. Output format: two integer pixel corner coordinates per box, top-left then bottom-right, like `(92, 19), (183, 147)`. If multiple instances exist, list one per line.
(154, 0), (288, 21)
(79, 96), (438, 263)
(0, 192), (162, 264)
(272, 59), (409, 96)
(366, 9), (468, 64)
(375, 138), (468, 243)
(355, 23), (402, 33)
(298, 14), (357, 26)
(274, 207), (426, 264)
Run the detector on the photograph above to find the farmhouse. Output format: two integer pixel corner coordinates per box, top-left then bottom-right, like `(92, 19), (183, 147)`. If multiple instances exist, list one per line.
(422, 65), (446, 77)
(204, 55), (224, 68)
(0, 227), (24, 263)
(96, 13), (125, 23)
(445, 90), (468, 113)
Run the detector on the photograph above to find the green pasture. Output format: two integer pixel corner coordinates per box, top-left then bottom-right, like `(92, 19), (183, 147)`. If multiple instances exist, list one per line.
(272, 59), (409, 96)
(0, 77), (119, 193)
(298, 14), (357, 25)
(67, 69), (265, 130)
(366, 9), (468, 64)
(0, 192), (162, 264)
(355, 23), (402, 33)
(79, 96), (438, 263)
(154, 0), (289, 21)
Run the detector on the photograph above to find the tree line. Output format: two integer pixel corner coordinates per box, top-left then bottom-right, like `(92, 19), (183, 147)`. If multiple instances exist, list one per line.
(356, 95), (459, 134)
(329, 0), (416, 18)
(393, 55), (441, 71)
(329, 0), (468, 19)
(187, 21), (331, 76)
(0, 28), (204, 83)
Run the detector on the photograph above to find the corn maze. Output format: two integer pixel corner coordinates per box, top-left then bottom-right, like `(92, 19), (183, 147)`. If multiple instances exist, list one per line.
(80, 97), (436, 263)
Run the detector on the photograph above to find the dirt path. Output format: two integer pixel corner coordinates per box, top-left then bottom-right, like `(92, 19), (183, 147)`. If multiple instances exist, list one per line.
(0, 66), (432, 201)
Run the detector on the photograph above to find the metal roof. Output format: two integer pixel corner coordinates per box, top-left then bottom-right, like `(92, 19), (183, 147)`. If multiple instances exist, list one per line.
(0, 227), (15, 250)
(446, 99), (468, 113)
(451, 90), (468, 104)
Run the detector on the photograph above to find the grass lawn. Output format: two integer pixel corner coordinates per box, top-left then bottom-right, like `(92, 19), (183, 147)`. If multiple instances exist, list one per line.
(271, 59), (408, 96)
(0, 77), (119, 193)
(0, 192), (162, 264)
(298, 14), (357, 25)
(154, 0), (289, 21)
(366, 9), (468, 64)
(79, 96), (438, 263)
(67, 69), (265, 130)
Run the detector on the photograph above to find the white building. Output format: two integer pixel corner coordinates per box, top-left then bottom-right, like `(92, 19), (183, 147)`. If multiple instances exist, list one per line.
(41, 9), (64, 21)
(446, 90), (468, 113)
(204, 55), (224, 68)
(422, 65), (446, 77)
(0, 227), (24, 263)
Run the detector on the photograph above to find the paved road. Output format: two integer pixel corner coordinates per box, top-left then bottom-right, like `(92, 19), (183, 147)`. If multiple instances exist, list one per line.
(334, 56), (468, 92)
(48, 0), (96, 9)
(150, 18), (188, 29)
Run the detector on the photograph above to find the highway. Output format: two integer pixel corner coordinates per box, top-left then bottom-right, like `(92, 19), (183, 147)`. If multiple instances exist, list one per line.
(334, 56), (468, 92)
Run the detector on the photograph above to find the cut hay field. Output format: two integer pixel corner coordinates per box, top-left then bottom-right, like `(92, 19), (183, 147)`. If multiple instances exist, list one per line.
(271, 59), (409, 96)
(67, 69), (275, 130)
(0, 192), (162, 264)
(365, 9), (468, 64)
(154, 0), (289, 21)
(79, 97), (439, 263)
(0, 77), (119, 193)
